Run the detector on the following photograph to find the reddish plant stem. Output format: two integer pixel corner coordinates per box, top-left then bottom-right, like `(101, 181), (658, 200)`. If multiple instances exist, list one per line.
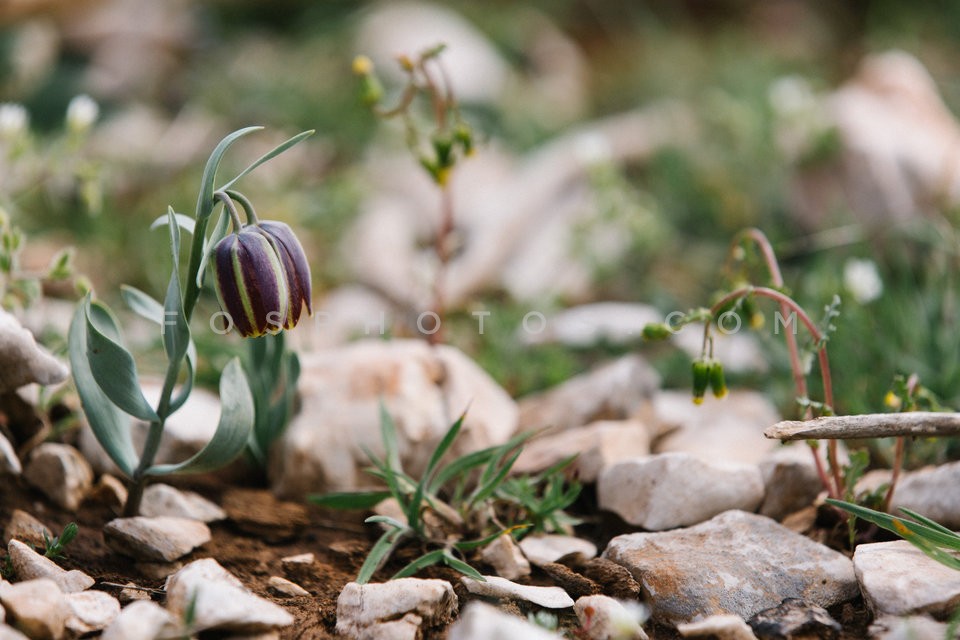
(733, 229), (842, 498)
(710, 285), (840, 498)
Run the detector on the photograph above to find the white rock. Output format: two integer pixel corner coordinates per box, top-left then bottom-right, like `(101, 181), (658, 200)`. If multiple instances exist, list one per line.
(103, 517), (210, 562)
(889, 461), (960, 529)
(678, 614), (758, 640)
(461, 575), (574, 609)
(598, 453), (765, 530)
(759, 445), (826, 520)
(652, 391), (780, 464)
(521, 303), (662, 347)
(139, 484), (225, 522)
(7, 540), (94, 593)
(869, 614), (950, 640)
(355, 2), (509, 104)
(270, 339), (518, 497)
(165, 558), (294, 634)
(854, 540), (960, 617)
(448, 601), (563, 640)
(88, 473), (128, 512)
(0, 624), (29, 640)
(481, 534), (530, 581)
(100, 600), (180, 640)
(603, 510), (859, 624)
(117, 583), (152, 603)
(267, 576), (309, 597)
(64, 591), (121, 635)
(0, 434), (20, 476)
(513, 419), (651, 483)
(0, 309), (68, 393)
(280, 553), (314, 566)
(3, 510), (51, 548)
(0, 578), (68, 640)
(518, 534), (597, 566)
(518, 355), (660, 433)
(787, 51), (960, 229)
(574, 595), (649, 640)
(23, 443), (93, 511)
(336, 579), (457, 638)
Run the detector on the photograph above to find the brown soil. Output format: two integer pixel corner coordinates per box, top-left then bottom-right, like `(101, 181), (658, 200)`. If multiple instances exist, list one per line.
(0, 468), (877, 639)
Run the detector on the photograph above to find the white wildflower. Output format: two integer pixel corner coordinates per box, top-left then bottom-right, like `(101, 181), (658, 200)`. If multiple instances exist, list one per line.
(66, 94), (99, 134)
(843, 258), (883, 304)
(0, 103), (29, 140)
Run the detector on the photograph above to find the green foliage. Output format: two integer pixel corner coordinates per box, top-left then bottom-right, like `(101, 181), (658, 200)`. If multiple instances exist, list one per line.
(828, 499), (960, 572)
(310, 405), (582, 583)
(244, 332), (300, 468)
(68, 128), (311, 515)
(0, 209), (75, 311)
(43, 522), (79, 559)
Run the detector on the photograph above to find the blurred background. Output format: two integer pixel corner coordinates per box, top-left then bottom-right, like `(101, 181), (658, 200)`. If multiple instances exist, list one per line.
(2, 0), (960, 465)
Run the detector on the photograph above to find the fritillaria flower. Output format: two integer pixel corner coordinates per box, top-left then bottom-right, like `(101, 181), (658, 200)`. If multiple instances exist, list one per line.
(212, 221), (312, 338)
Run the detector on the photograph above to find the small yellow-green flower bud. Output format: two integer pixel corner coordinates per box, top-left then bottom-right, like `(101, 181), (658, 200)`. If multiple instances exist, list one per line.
(709, 360), (728, 399)
(884, 390), (902, 411)
(642, 323), (672, 341)
(692, 359), (710, 405)
(352, 55), (374, 76)
(454, 123), (473, 156)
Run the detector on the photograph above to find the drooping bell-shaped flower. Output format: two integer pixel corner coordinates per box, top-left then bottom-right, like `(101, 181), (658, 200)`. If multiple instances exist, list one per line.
(212, 227), (290, 338)
(251, 220), (312, 330)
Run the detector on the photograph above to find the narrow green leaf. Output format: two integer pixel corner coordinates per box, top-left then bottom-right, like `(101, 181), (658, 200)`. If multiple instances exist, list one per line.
(308, 491), (392, 510)
(196, 126), (264, 222)
(430, 447), (498, 494)
(146, 358), (253, 475)
(84, 303), (159, 423)
(167, 346), (195, 415)
(120, 285), (164, 325)
(68, 298), (137, 477)
(219, 130), (315, 192)
(454, 525), (530, 552)
(149, 212), (195, 235)
(441, 552), (485, 580)
(357, 528), (405, 585)
(364, 515), (407, 529)
(162, 207), (190, 366)
(391, 549), (446, 579)
(899, 508), (960, 540)
(470, 449), (523, 506)
(424, 413), (466, 483)
(196, 206), (230, 288)
(827, 499), (960, 550)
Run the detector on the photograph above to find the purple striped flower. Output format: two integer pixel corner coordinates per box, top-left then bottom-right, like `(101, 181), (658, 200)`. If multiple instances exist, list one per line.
(251, 221), (313, 329)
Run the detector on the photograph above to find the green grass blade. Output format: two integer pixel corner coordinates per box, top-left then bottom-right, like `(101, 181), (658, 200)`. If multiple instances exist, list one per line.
(469, 449), (522, 506)
(390, 549), (445, 579)
(357, 528), (404, 585)
(828, 499), (960, 550)
(308, 491), (392, 510)
(898, 508), (960, 541)
(442, 552), (485, 580)
(454, 525), (530, 552)
(410, 412), (467, 534)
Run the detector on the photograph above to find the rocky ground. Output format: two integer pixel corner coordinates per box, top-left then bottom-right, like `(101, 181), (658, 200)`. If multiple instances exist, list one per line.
(2, 308), (960, 639)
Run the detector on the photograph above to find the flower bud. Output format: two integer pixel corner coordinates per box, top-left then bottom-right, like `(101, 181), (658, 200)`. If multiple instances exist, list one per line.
(66, 94), (99, 134)
(251, 220), (312, 330)
(691, 359), (710, 405)
(642, 322), (672, 341)
(709, 360), (728, 399)
(212, 227), (289, 338)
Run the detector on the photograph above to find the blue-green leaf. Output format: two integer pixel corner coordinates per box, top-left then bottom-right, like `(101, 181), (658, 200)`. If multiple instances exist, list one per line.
(149, 212), (195, 235)
(356, 527), (405, 585)
(220, 130), (315, 192)
(84, 302), (159, 423)
(308, 491), (392, 510)
(162, 207), (190, 365)
(120, 285), (164, 325)
(68, 297), (137, 477)
(196, 207), (231, 288)
(146, 357), (253, 475)
(168, 344), (195, 415)
(196, 127), (264, 222)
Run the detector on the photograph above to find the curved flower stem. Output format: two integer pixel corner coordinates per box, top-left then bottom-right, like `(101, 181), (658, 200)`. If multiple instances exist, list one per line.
(214, 191), (245, 230)
(731, 229), (842, 498)
(223, 189), (259, 225)
(710, 285), (840, 498)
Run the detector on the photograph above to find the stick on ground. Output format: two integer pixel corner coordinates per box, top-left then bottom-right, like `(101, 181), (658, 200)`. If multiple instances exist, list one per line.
(764, 412), (960, 441)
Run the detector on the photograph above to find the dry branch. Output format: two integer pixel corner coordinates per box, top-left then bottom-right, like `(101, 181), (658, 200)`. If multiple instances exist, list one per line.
(764, 412), (960, 441)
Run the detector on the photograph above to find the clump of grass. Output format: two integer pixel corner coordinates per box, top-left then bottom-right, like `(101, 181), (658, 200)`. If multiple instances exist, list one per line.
(310, 404), (581, 583)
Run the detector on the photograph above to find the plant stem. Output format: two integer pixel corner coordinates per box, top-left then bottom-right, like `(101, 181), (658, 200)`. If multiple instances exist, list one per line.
(710, 285), (840, 498)
(124, 199), (211, 516)
(732, 228), (843, 498)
